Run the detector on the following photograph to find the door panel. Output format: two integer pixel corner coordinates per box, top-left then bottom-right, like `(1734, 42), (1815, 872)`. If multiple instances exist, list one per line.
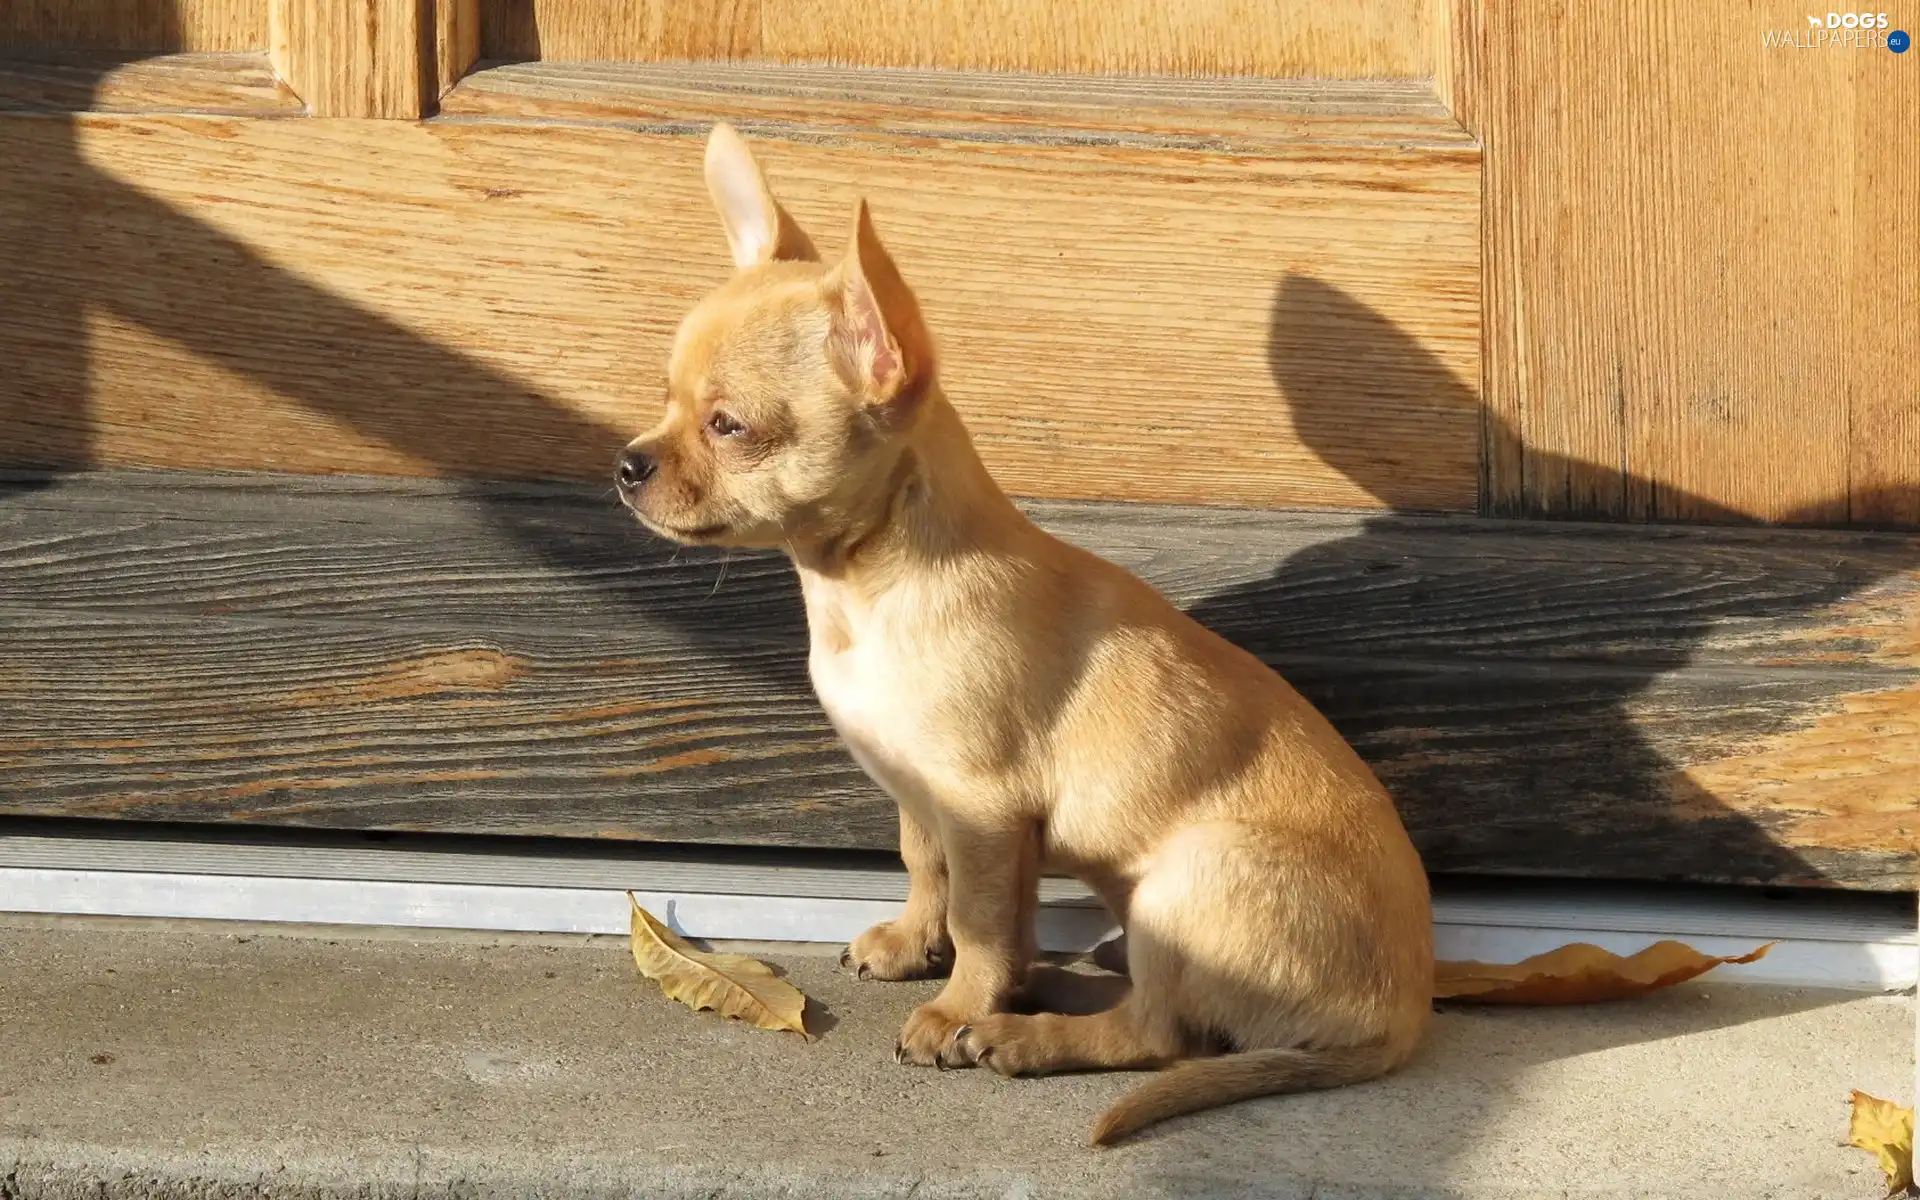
(1, 1), (1915, 892)
(1477, 1), (1919, 525)
(1, 67), (1482, 510)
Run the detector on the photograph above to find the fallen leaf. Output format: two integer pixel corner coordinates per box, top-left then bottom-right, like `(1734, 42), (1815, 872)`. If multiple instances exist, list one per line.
(1848, 1090), (1916, 1197)
(1433, 940), (1775, 1004)
(628, 894), (811, 1038)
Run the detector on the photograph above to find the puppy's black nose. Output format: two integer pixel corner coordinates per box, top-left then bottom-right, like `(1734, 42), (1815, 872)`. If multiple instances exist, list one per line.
(616, 449), (657, 490)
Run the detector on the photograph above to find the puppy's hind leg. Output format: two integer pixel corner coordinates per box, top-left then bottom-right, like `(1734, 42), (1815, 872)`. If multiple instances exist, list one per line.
(961, 820), (1422, 1145)
(1087, 822), (1426, 1145)
(956, 1000), (1184, 1081)
(954, 941), (1188, 1074)
(955, 846), (1202, 1074)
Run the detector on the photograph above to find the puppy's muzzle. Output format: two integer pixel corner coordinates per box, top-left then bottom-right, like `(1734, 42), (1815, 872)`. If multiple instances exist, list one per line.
(615, 448), (657, 496)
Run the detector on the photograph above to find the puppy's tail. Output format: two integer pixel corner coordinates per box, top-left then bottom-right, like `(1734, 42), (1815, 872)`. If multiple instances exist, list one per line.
(1090, 1041), (1398, 1147)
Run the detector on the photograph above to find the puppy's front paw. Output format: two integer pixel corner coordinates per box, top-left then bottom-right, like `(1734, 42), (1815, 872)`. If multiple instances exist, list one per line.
(841, 919), (951, 981)
(956, 1014), (1049, 1077)
(893, 1001), (976, 1069)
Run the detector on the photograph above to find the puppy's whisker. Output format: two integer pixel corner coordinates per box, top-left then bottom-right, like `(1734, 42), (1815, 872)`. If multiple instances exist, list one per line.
(707, 551), (732, 599)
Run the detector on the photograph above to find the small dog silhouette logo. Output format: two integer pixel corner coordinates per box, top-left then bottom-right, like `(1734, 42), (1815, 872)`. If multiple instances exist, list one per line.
(1806, 13), (1824, 24)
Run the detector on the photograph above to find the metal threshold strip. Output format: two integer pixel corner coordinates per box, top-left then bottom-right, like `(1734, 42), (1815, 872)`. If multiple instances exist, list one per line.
(0, 822), (1913, 992)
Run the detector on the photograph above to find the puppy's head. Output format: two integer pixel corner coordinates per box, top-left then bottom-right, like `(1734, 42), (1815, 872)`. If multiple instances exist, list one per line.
(617, 123), (937, 551)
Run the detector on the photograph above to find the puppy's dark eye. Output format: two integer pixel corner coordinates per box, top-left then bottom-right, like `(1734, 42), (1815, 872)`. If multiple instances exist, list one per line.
(706, 411), (746, 438)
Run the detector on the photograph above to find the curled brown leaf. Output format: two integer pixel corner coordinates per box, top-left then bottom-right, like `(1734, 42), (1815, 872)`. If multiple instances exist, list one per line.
(1433, 939), (1776, 1005)
(628, 894), (812, 1039)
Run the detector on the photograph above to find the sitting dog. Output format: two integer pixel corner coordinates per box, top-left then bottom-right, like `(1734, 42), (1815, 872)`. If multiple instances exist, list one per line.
(617, 123), (1433, 1145)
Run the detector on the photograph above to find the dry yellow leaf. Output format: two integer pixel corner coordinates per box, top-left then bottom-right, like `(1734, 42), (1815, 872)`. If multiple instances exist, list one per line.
(627, 894), (811, 1039)
(1848, 1090), (1916, 1197)
(1433, 940), (1775, 1004)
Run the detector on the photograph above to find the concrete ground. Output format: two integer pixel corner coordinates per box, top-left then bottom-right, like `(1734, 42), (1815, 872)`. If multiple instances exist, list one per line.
(0, 915), (1910, 1200)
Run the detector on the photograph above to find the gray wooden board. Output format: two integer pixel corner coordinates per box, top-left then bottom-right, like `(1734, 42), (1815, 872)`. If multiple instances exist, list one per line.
(2, 470), (1916, 889)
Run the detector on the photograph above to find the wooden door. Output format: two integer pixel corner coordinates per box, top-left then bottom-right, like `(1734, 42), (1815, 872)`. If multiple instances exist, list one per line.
(0, 1), (1913, 890)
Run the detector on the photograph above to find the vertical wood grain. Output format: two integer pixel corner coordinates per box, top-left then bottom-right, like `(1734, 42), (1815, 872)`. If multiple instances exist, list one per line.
(1, 1), (267, 51)
(270, 0), (429, 117)
(435, 0), (480, 97)
(1433, 0), (1481, 137)
(1848, 38), (1920, 527)
(1482, 2), (1917, 526)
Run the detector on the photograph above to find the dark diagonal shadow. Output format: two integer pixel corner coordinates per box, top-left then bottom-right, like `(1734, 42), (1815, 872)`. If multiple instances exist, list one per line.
(1114, 275), (1914, 1189)
(1187, 274), (1918, 887)
(0, 44), (810, 694)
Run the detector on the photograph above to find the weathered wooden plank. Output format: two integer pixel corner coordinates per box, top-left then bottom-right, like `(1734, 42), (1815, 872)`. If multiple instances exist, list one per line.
(0, 71), (1481, 511)
(0, 610), (863, 842)
(6, 608), (1906, 886)
(0, 51), (301, 113)
(1, 471), (1914, 889)
(5, 473), (1917, 671)
(474, 0), (1437, 79)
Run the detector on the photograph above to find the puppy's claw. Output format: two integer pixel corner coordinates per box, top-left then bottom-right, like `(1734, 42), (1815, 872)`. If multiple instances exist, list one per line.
(943, 1024), (975, 1069)
(956, 1017), (1025, 1076)
(857, 964), (872, 982)
(891, 1040), (906, 1065)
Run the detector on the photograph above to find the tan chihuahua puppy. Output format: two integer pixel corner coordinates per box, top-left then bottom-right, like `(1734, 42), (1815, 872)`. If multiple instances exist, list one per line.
(617, 124), (1433, 1145)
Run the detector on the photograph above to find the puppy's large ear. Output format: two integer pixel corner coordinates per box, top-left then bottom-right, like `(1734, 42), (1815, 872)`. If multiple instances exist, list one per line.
(703, 123), (820, 269)
(825, 200), (935, 415)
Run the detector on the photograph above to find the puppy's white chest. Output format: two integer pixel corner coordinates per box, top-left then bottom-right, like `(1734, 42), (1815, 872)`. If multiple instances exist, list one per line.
(805, 612), (939, 814)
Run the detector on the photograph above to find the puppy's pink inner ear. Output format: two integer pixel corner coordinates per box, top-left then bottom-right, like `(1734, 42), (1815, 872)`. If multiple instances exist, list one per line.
(852, 276), (902, 384)
(844, 273), (902, 391)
